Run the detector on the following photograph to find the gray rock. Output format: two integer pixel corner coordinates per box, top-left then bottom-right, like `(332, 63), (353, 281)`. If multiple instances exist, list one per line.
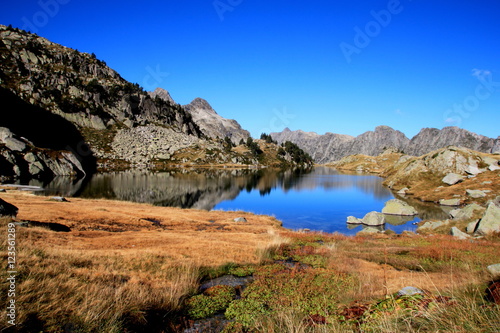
(442, 173), (464, 186)
(0, 189), (6, 193)
(233, 217), (247, 223)
(466, 220), (479, 234)
(439, 198), (461, 206)
(397, 286), (424, 296)
(0, 127), (13, 141)
(488, 164), (500, 171)
(452, 203), (485, 221)
(476, 202), (500, 235)
(487, 264), (500, 279)
(0, 198), (18, 217)
(450, 227), (470, 240)
(465, 165), (482, 176)
(466, 189), (486, 198)
(362, 212), (386, 226)
(347, 216), (362, 224)
(4, 137), (26, 152)
(382, 199), (418, 216)
(417, 220), (448, 231)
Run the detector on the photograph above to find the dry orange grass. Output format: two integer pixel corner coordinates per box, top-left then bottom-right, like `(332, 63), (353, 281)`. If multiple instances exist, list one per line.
(0, 191), (285, 331)
(2, 191), (282, 266)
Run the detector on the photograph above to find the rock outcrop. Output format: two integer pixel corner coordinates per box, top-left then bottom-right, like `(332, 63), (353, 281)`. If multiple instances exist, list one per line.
(182, 97), (250, 144)
(0, 127), (85, 179)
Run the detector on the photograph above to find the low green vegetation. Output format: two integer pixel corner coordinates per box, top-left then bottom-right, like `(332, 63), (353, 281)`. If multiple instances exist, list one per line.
(182, 232), (500, 332)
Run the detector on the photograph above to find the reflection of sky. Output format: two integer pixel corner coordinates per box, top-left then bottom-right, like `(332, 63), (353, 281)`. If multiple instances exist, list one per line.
(214, 173), (414, 235)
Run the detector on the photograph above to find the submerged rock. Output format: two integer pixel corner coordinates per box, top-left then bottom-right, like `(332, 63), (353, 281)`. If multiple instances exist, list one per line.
(346, 216), (362, 224)
(382, 199), (418, 216)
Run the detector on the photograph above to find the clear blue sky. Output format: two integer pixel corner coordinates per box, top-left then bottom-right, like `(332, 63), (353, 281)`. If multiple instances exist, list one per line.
(2, 0), (499, 139)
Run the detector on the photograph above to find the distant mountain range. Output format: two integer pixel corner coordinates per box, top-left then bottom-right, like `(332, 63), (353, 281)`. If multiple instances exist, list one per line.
(271, 126), (500, 163)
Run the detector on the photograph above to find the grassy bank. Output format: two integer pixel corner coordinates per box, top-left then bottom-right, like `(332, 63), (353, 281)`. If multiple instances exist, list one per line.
(0, 192), (499, 332)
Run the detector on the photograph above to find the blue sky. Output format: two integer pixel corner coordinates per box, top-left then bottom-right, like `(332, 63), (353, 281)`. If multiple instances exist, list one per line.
(2, 0), (499, 139)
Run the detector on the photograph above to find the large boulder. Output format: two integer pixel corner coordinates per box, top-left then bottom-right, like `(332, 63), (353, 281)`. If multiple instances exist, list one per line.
(382, 199), (418, 216)
(0, 198), (18, 217)
(362, 212), (386, 226)
(475, 202), (500, 235)
(450, 203), (485, 221)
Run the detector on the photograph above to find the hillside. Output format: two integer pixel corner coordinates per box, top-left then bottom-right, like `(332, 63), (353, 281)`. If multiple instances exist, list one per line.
(0, 25), (311, 180)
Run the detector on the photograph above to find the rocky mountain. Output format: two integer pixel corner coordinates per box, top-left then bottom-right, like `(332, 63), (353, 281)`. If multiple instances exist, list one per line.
(182, 97), (250, 144)
(1, 25), (298, 179)
(0, 25), (207, 177)
(271, 126), (499, 163)
(271, 126), (409, 163)
(406, 127), (499, 156)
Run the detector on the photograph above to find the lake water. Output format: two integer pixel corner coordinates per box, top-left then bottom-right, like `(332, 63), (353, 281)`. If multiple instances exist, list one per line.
(16, 167), (450, 235)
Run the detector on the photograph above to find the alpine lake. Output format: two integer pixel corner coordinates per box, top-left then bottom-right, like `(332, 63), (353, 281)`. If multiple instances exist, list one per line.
(20, 166), (450, 235)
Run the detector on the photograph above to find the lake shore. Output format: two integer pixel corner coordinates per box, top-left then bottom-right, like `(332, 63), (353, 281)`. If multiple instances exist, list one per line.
(1, 189), (499, 332)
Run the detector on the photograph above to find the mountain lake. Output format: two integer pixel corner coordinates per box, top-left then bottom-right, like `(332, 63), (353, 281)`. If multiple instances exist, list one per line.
(12, 167), (450, 235)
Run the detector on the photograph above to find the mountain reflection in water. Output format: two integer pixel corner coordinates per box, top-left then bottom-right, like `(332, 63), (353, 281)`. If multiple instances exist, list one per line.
(23, 167), (450, 234)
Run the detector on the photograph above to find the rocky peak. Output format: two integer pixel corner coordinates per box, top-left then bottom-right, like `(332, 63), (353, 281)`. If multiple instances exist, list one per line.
(406, 126), (496, 156)
(186, 98), (217, 115)
(148, 87), (175, 105)
(183, 97), (249, 144)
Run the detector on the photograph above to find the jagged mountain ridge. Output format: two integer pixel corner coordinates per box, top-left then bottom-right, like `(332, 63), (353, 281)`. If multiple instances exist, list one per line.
(271, 126), (500, 163)
(149, 88), (250, 144)
(183, 97), (250, 144)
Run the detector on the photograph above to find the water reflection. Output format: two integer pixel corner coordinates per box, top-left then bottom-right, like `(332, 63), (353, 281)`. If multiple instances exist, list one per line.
(13, 167), (450, 234)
